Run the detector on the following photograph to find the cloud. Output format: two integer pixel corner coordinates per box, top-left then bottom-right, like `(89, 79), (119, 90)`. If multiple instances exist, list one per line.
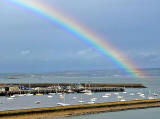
(77, 48), (93, 55)
(76, 48), (100, 59)
(20, 50), (31, 55)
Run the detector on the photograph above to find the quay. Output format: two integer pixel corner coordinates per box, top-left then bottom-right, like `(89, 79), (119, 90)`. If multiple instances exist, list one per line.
(0, 83), (146, 96)
(0, 83), (146, 88)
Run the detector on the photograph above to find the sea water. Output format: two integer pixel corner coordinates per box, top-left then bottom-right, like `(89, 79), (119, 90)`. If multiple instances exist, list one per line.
(51, 107), (160, 119)
(0, 69), (160, 118)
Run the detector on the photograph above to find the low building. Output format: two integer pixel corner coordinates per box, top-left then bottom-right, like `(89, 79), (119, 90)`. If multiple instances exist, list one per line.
(0, 86), (6, 92)
(5, 85), (20, 92)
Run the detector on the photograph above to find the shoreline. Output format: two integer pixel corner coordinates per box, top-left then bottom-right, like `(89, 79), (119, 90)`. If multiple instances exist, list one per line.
(0, 99), (160, 119)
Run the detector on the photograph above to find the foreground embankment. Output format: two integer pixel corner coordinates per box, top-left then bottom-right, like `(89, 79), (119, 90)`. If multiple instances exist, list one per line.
(1, 99), (160, 119)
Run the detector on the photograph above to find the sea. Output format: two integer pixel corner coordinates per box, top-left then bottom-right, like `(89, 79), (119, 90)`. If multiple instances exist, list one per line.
(0, 68), (160, 118)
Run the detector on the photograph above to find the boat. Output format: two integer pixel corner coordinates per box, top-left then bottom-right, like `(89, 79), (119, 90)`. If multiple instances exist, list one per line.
(83, 90), (92, 95)
(117, 96), (123, 99)
(120, 99), (126, 102)
(59, 94), (64, 99)
(114, 93), (119, 95)
(10, 95), (16, 98)
(48, 93), (55, 95)
(102, 95), (109, 98)
(56, 103), (70, 106)
(7, 97), (14, 100)
(35, 101), (40, 104)
(72, 96), (77, 100)
(148, 97), (154, 99)
(88, 101), (95, 104)
(48, 95), (53, 98)
(26, 93), (33, 96)
(129, 93), (135, 96)
(105, 93), (111, 96)
(67, 89), (74, 93)
(36, 93), (43, 96)
(153, 93), (158, 96)
(78, 95), (84, 103)
(18, 94), (25, 97)
(78, 100), (85, 103)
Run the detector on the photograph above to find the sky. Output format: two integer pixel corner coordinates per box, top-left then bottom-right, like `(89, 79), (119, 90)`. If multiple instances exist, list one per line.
(0, 0), (160, 73)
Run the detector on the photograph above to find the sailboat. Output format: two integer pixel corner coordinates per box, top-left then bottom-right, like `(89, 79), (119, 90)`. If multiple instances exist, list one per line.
(36, 87), (43, 96)
(78, 94), (84, 103)
(57, 93), (70, 106)
(35, 101), (40, 104)
(26, 80), (33, 96)
(148, 90), (154, 99)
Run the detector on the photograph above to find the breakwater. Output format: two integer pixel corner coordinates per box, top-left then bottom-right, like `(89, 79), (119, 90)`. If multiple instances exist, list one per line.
(0, 99), (160, 118)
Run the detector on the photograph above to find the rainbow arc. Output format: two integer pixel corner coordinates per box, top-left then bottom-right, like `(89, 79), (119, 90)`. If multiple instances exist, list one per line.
(8, 0), (144, 78)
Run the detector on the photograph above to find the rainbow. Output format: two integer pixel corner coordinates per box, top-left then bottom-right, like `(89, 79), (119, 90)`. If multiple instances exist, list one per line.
(8, 0), (144, 78)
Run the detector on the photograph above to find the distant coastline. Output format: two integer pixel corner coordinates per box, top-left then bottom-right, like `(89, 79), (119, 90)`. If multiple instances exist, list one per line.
(1, 99), (160, 119)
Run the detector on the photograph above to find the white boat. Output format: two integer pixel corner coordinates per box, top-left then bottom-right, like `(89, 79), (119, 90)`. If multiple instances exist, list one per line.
(120, 99), (126, 102)
(137, 92), (142, 95)
(78, 100), (85, 103)
(78, 95), (84, 103)
(148, 97), (154, 99)
(81, 89), (91, 93)
(139, 93), (144, 96)
(84, 92), (92, 95)
(7, 97), (14, 100)
(10, 95), (16, 98)
(35, 101), (40, 104)
(72, 97), (77, 100)
(114, 93), (119, 95)
(129, 93), (135, 96)
(48, 93), (55, 95)
(102, 95), (109, 98)
(67, 89), (74, 93)
(117, 96), (123, 99)
(91, 98), (97, 102)
(57, 103), (70, 106)
(105, 93), (111, 96)
(48, 95), (53, 98)
(26, 93), (33, 96)
(18, 94), (25, 97)
(153, 93), (158, 96)
(59, 94), (64, 99)
(13, 94), (19, 97)
(88, 101), (95, 104)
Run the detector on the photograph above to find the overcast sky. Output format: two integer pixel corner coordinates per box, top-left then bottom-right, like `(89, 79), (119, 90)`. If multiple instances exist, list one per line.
(0, 0), (160, 73)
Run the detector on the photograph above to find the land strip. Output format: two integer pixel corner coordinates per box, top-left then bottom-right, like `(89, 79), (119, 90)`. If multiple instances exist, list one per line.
(0, 99), (160, 119)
